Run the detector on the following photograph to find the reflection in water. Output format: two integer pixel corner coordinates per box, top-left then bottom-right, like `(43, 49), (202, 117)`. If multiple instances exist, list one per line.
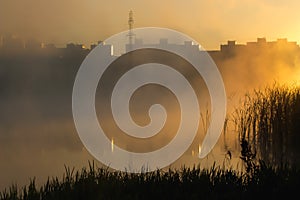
(0, 37), (300, 189)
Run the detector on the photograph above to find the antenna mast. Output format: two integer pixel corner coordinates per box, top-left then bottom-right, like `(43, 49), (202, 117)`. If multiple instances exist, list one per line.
(128, 10), (134, 48)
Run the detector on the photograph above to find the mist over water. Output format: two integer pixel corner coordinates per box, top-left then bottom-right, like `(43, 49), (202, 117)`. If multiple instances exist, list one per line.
(0, 37), (300, 189)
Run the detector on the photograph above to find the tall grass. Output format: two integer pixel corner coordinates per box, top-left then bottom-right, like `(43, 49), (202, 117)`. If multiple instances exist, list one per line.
(235, 83), (300, 166)
(1, 161), (299, 200)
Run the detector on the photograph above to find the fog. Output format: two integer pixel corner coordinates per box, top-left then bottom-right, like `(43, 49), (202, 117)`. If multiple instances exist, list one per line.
(1, 0), (300, 49)
(1, 0), (300, 193)
(0, 37), (300, 189)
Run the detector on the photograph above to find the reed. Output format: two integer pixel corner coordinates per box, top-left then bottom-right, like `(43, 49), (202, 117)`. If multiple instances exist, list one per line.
(1, 161), (299, 200)
(235, 83), (300, 166)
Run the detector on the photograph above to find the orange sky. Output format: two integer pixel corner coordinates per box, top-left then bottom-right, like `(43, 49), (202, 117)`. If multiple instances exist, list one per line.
(0, 0), (300, 49)
(1, 0), (300, 190)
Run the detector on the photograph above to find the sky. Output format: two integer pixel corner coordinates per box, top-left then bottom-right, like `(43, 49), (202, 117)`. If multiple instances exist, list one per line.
(0, 0), (300, 49)
(1, 0), (300, 191)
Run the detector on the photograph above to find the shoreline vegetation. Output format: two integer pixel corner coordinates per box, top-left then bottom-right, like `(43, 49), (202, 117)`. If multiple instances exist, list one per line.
(1, 84), (300, 200)
(1, 161), (299, 200)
